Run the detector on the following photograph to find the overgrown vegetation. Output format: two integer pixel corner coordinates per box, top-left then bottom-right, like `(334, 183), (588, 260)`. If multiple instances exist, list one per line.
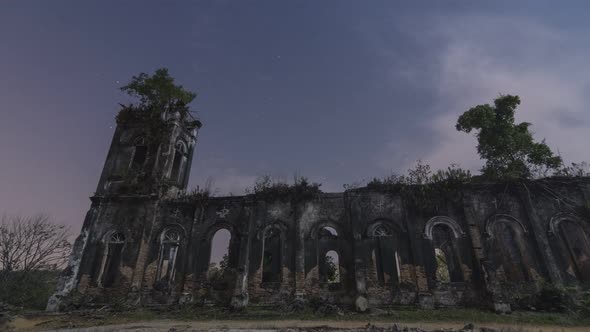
(0, 214), (71, 310)
(245, 175), (323, 202)
(113, 68), (200, 196)
(175, 179), (214, 203)
(360, 161), (472, 211)
(365, 161), (472, 190)
(120, 68), (196, 117)
(324, 254), (339, 283)
(556, 162), (590, 177)
(456, 94), (562, 179)
(207, 254), (231, 285)
(116, 68), (197, 141)
(349, 94), (590, 214)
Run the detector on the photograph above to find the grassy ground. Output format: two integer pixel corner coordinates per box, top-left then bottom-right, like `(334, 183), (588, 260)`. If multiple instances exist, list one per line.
(9, 306), (590, 331)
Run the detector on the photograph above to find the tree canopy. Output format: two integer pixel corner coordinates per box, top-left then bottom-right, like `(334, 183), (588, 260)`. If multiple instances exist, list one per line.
(120, 68), (196, 114)
(456, 95), (562, 179)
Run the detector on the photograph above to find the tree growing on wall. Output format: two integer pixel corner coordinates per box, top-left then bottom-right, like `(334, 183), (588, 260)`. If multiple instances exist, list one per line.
(456, 95), (562, 179)
(120, 68), (197, 115)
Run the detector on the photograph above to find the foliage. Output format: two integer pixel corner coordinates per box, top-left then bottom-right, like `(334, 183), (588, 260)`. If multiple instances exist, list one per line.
(531, 283), (574, 313)
(120, 68), (196, 116)
(176, 181), (213, 203)
(364, 161), (472, 211)
(115, 68), (198, 164)
(207, 254), (230, 285)
(431, 165), (473, 185)
(0, 269), (60, 310)
(115, 106), (172, 142)
(0, 214), (70, 310)
(366, 161), (472, 190)
(512, 283), (590, 315)
(246, 175), (322, 202)
(579, 289), (590, 317)
(456, 94), (562, 179)
(556, 162), (590, 177)
(324, 254), (339, 283)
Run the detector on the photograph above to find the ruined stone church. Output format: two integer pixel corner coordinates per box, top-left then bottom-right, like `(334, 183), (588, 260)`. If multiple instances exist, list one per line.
(48, 107), (590, 312)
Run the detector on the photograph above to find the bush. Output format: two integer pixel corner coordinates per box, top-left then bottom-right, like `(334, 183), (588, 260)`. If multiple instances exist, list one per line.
(0, 270), (60, 310)
(246, 175), (322, 202)
(365, 161), (471, 192)
(534, 283), (574, 312)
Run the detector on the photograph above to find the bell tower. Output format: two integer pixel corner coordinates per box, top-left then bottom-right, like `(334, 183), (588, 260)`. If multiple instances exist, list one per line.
(95, 107), (202, 197)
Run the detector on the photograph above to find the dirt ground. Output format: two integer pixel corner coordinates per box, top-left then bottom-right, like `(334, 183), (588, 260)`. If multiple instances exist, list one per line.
(8, 317), (590, 332)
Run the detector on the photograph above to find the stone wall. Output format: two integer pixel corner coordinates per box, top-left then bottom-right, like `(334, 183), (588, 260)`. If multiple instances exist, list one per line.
(50, 177), (590, 312)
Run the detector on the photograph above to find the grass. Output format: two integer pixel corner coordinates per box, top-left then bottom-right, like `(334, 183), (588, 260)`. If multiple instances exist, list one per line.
(16, 306), (590, 330)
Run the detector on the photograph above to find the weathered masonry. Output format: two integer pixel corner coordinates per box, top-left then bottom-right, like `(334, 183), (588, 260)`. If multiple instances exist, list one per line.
(48, 109), (590, 313)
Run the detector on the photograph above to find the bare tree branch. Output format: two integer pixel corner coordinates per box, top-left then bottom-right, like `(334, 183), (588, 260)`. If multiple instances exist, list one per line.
(0, 214), (71, 272)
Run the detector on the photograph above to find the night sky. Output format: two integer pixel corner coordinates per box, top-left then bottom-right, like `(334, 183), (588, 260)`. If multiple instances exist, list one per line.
(2, 1), (590, 237)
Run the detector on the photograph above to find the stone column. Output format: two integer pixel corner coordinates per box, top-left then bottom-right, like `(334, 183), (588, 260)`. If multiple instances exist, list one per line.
(294, 204), (306, 298)
(128, 199), (160, 305)
(179, 203), (205, 304)
(353, 234), (369, 312)
(231, 202), (255, 309)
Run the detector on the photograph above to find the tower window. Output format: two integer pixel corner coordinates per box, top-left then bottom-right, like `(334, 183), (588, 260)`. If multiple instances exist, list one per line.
(130, 137), (147, 169)
(170, 141), (188, 184)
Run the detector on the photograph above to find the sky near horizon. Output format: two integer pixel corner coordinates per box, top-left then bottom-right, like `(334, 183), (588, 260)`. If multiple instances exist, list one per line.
(2, 1), (590, 234)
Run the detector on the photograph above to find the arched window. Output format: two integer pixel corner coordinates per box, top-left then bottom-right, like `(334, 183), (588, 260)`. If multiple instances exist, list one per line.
(156, 229), (181, 283)
(429, 222), (464, 283)
(170, 141), (188, 184)
(317, 226), (340, 284)
(325, 250), (340, 284)
(487, 217), (531, 282)
(262, 227), (282, 283)
(130, 136), (147, 169)
(99, 232), (125, 288)
(370, 223), (401, 285)
(557, 220), (590, 282)
(208, 228), (231, 282)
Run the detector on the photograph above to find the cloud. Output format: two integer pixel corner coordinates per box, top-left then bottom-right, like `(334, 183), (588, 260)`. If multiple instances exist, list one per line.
(376, 15), (590, 174)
